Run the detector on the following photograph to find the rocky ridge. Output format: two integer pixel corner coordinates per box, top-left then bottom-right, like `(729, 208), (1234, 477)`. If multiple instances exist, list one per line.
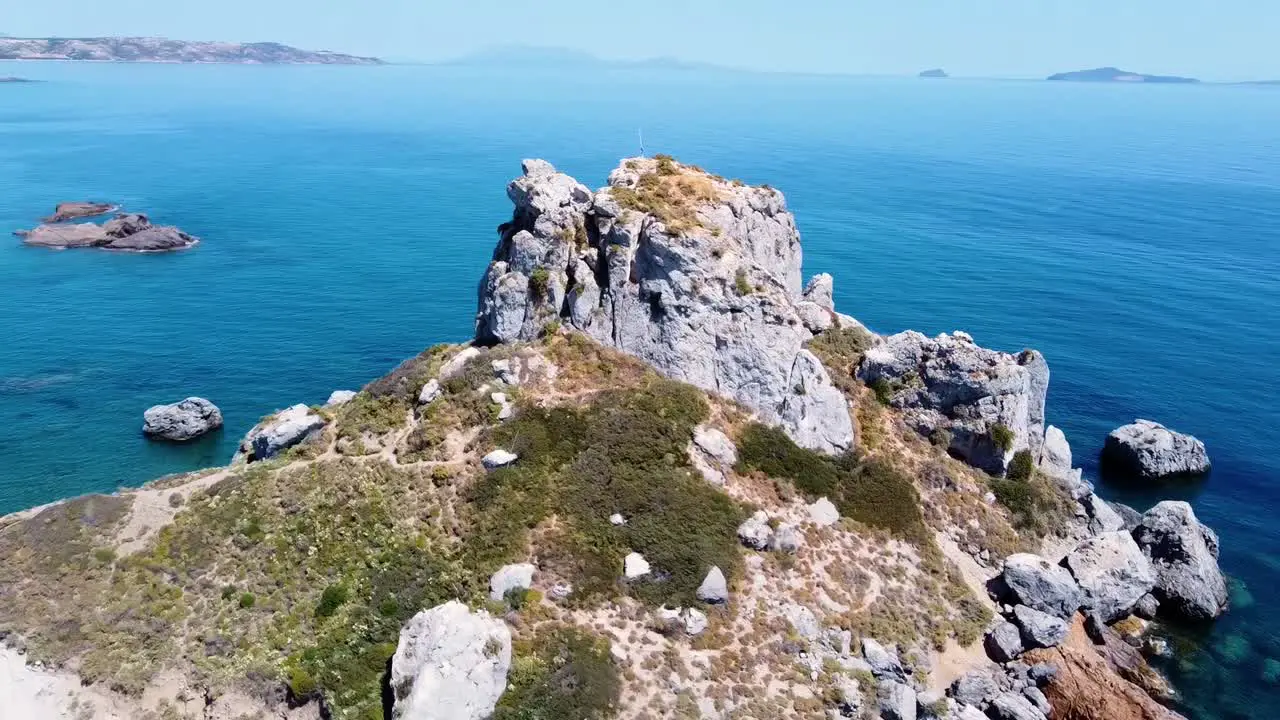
(0, 156), (1228, 720)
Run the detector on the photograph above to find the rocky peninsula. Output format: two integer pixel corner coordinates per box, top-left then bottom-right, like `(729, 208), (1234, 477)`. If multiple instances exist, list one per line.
(0, 37), (383, 65)
(0, 156), (1221, 720)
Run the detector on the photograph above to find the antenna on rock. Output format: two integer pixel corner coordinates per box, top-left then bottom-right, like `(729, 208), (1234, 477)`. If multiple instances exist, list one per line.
(638, 128), (645, 158)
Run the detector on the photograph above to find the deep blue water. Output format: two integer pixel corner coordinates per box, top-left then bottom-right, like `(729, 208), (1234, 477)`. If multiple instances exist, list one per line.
(2, 61), (1278, 718)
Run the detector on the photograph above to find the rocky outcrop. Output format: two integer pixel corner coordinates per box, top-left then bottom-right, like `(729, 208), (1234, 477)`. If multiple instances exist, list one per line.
(1012, 605), (1069, 649)
(1063, 531), (1157, 622)
(142, 397), (223, 441)
(737, 510), (773, 550)
(696, 566), (728, 603)
(1000, 554), (1084, 619)
(858, 330), (1048, 474)
(488, 563), (535, 602)
(1102, 420), (1209, 480)
(237, 404), (325, 462)
(1024, 618), (1187, 720)
(389, 601), (511, 720)
(1132, 501), (1227, 620)
(474, 158), (853, 454)
(42, 202), (116, 223)
(17, 212), (198, 252)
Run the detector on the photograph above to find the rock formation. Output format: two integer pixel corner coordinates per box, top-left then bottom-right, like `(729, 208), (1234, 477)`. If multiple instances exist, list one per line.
(474, 157), (853, 454)
(858, 330), (1048, 474)
(1000, 554), (1084, 619)
(141, 397), (223, 441)
(389, 601), (512, 720)
(1102, 420), (1210, 480)
(42, 202), (116, 223)
(1132, 501), (1227, 620)
(1063, 531), (1157, 623)
(16, 212), (198, 252)
(235, 404), (326, 462)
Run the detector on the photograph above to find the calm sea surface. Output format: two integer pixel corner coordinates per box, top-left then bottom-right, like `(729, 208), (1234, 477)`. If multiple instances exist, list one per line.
(1, 61), (1278, 718)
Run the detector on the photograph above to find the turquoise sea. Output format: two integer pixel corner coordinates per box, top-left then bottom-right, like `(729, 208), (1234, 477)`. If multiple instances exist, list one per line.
(2, 61), (1278, 718)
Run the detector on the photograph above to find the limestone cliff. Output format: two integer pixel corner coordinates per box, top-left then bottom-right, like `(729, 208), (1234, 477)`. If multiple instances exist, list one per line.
(476, 157), (854, 454)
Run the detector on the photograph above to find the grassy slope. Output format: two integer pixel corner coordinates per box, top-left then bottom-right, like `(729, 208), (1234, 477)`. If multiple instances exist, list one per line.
(0, 330), (1073, 719)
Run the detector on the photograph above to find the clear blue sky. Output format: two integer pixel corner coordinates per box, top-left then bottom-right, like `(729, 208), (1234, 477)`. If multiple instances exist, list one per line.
(5, 0), (1279, 81)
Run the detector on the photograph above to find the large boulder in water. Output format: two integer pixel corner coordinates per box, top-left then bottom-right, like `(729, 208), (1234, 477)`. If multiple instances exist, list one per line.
(1062, 531), (1156, 623)
(389, 601), (512, 720)
(1132, 501), (1227, 620)
(142, 397), (223, 441)
(857, 330), (1048, 474)
(1102, 419), (1209, 480)
(474, 157), (853, 455)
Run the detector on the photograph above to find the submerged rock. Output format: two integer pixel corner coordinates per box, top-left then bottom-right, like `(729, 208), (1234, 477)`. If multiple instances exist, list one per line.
(1132, 501), (1227, 620)
(1103, 419), (1210, 480)
(474, 157), (853, 455)
(389, 601), (511, 720)
(857, 330), (1049, 474)
(142, 397), (223, 441)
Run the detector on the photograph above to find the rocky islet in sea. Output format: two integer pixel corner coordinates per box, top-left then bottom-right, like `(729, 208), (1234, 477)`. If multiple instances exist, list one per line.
(0, 156), (1229, 720)
(16, 210), (199, 252)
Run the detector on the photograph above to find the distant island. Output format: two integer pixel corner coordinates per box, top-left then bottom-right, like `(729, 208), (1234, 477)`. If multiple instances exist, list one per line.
(0, 76), (35, 82)
(1047, 67), (1199, 83)
(0, 37), (382, 65)
(918, 68), (948, 78)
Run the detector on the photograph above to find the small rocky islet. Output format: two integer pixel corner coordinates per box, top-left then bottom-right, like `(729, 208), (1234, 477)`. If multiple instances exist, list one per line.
(0, 156), (1223, 720)
(14, 204), (199, 252)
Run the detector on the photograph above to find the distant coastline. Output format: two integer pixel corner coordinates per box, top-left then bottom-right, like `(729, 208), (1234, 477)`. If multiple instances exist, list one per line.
(0, 37), (382, 65)
(1047, 66), (1199, 83)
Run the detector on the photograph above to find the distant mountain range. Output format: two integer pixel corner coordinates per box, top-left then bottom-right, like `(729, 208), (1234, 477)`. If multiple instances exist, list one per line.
(1047, 67), (1199, 83)
(0, 37), (382, 65)
(440, 45), (738, 73)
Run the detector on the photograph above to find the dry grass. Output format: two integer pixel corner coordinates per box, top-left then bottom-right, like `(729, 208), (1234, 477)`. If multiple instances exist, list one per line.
(609, 156), (723, 236)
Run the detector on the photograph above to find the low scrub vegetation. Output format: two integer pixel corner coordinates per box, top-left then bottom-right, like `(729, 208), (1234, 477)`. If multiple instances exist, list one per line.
(494, 623), (621, 719)
(610, 158), (722, 235)
(467, 378), (747, 607)
(990, 450), (1073, 535)
(736, 424), (927, 543)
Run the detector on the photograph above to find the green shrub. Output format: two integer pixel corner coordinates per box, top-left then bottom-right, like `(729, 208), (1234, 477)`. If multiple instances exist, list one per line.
(1006, 449), (1035, 482)
(736, 424), (926, 542)
(467, 378), (745, 607)
(315, 584), (349, 619)
(869, 377), (894, 406)
(239, 592), (256, 609)
(990, 451), (1072, 536)
(337, 392), (409, 439)
(990, 423), (1015, 453)
(734, 268), (752, 296)
(808, 326), (875, 389)
(494, 624), (621, 720)
(530, 267), (551, 299)
(929, 428), (953, 449)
